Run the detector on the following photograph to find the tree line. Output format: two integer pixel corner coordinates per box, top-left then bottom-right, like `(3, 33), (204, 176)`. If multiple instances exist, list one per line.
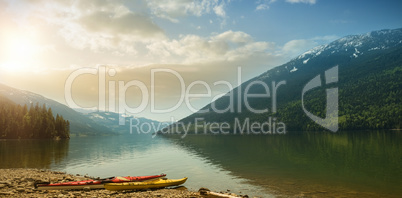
(0, 97), (70, 139)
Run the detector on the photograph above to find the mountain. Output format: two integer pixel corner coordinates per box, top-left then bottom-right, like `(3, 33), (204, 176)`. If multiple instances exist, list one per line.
(0, 84), (114, 136)
(168, 28), (402, 134)
(80, 111), (167, 135)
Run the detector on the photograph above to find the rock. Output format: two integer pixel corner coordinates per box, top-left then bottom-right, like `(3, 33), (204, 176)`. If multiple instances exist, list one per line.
(60, 190), (69, 194)
(50, 177), (59, 182)
(83, 187), (91, 191)
(0, 184), (7, 188)
(26, 189), (34, 193)
(199, 188), (211, 195)
(63, 175), (73, 180)
(16, 187), (25, 192)
(25, 177), (35, 182)
(0, 191), (14, 195)
(35, 179), (48, 184)
(64, 176), (73, 181)
(26, 181), (35, 187)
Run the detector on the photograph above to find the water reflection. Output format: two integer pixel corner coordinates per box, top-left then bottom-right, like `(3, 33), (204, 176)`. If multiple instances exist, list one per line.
(167, 131), (402, 197)
(0, 139), (69, 169)
(53, 135), (271, 197)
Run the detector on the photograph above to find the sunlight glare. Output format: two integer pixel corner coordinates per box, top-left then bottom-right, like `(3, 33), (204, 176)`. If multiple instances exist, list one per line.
(0, 35), (39, 72)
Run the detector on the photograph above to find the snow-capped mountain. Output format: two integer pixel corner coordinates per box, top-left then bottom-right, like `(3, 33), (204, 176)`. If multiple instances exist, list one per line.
(287, 28), (402, 73)
(177, 28), (402, 132)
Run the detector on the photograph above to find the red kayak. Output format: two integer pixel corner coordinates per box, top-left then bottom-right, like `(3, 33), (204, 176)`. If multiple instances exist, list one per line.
(35, 174), (166, 190)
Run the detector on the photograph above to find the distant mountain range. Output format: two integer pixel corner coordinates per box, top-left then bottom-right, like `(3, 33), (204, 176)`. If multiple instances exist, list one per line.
(80, 111), (167, 135)
(0, 84), (164, 136)
(171, 28), (402, 133)
(0, 83), (114, 136)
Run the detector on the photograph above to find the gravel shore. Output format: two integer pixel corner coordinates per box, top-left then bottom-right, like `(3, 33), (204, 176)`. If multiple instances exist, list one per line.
(0, 169), (203, 197)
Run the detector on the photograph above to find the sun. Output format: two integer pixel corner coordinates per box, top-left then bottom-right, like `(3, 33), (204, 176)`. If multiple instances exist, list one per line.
(0, 35), (39, 72)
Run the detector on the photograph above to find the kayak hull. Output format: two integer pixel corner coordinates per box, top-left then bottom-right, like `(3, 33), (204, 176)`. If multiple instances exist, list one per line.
(37, 183), (104, 190)
(35, 174), (166, 190)
(104, 177), (188, 191)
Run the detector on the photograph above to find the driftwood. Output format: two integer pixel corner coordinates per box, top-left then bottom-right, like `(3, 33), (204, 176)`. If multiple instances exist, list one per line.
(199, 187), (246, 198)
(207, 191), (241, 198)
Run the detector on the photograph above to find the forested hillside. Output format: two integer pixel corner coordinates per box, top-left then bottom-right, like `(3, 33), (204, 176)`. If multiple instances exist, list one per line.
(0, 96), (70, 139)
(170, 28), (402, 133)
(0, 83), (113, 136)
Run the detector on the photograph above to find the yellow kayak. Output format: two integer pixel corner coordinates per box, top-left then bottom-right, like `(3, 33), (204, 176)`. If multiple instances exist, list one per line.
(104, 177), (188, 191)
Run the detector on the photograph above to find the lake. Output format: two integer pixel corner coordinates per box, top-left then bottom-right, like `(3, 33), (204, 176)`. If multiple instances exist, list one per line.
(1, 130), (401, 197)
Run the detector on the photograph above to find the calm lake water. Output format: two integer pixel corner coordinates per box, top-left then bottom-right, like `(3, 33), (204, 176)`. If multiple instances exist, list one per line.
(1, 131), (401, 197)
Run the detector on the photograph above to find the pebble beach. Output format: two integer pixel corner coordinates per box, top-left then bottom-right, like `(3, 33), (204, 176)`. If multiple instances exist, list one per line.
(0, 169), (204, 198)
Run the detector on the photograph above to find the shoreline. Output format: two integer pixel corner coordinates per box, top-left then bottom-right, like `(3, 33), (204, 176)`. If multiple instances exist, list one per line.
(0, 168), (246, 198)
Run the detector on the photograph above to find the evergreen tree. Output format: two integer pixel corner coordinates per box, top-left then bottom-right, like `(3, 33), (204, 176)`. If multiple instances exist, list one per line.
(0, 97), (70, 139)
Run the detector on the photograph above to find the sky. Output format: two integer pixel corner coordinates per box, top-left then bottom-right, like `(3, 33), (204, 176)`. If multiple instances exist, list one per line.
(0, 0), (401, 121)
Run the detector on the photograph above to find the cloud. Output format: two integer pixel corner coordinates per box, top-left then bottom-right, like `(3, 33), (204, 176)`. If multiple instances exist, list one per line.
(285, 0), (317, 4)
(311, 35), (339, 42)
(255, 0), (277, 11)
(0, 0), (284, 70)
(62, 10), (166, 54)
(11, 0), (166, 55)
(78, 11), (163, 38)
(146, 30), (277, 64)
(147, 0), (229, 22)
(214, 31), (253, 44)
(282, 39), (317, 58)
(281, 35), (338, 58)
(256, 4), (270, 11)
(256, 0), (315, 11)
(213, 3), (226, 17)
